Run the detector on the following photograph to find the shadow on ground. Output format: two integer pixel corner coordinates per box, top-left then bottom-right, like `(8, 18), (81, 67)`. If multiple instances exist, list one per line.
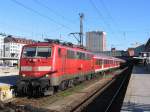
(121, 102), (150, 112)
(0, 75), (18, 85)
(132, 65), (150, 74)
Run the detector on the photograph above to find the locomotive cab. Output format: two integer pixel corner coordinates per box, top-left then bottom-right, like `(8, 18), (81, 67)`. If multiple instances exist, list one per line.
(16, 44), (55, 96)
(20, 45), (53, 78)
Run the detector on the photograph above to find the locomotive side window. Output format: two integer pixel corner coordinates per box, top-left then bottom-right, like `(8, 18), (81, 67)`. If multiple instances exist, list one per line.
(22, 47), (36, 57)
(85, 54), (90, 60)
(58, 48), (61, 57)
(76, 52), (86, 59)
(81, 53), (85, 59)
(86, 54), (91, 60)
(37, 47), (51, 57)
(67, 50), (75, 59)
(76, 52), (81, 59)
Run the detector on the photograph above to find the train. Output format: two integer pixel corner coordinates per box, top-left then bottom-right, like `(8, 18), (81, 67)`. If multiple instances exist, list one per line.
(15, 39), (125, 96)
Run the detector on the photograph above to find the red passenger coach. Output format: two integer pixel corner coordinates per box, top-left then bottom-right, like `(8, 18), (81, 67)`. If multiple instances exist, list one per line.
(93, 55), (125, 73)
(16, 39), (125, 96)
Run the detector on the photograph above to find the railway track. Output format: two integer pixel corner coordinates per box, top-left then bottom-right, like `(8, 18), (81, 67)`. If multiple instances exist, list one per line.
(71, 75), (116, 112)
(1, 67), (128, 112)
(82, 66), (132, 112)
(104, 67), (132, 112)
(71, 67), (129, 112)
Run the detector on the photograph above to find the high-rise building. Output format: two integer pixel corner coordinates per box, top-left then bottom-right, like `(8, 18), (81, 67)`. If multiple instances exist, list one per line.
(86, 31), (106, 52)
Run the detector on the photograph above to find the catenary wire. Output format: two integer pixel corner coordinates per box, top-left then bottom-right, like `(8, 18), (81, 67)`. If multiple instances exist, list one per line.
(11, 0), (72, 30)
(33, 0), (76, 24)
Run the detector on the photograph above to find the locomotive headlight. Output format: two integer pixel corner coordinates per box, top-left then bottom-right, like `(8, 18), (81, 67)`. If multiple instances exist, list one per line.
(45, 74), (49, 77)
(22, 74), (26, 77)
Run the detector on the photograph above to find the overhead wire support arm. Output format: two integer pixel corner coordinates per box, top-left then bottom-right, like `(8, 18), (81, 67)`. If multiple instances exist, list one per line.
(69, 32), (81, 44)
(69, 13), (84, 47)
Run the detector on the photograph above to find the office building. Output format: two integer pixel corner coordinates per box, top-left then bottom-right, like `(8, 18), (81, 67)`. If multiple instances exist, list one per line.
(86, 31), (106, 52)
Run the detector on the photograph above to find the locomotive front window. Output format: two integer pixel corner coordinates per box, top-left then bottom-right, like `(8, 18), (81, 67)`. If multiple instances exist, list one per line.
(37, 47), (51, 57)
(22, 47), (51, 58)
(22, 47), (36, 57)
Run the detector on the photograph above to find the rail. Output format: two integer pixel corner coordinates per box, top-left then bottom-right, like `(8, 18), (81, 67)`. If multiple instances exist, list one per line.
(104, 67), (130, 112)
(71, 67), (128, 112)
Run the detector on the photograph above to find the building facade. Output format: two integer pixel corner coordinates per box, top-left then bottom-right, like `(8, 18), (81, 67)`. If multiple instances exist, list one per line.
(4, 36), (35, 66)
(0, 34), (5, 58)
(134, 44), (145, 56)
(0, 34), (6, 65)
(86, 31), (106, 52)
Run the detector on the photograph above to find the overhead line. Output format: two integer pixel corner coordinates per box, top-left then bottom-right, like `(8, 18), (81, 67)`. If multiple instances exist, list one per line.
(99, 0), (120, 32)
(11, 0), (71, 30)
(89, 0), (114, 33)
(33, 0), (75, 24)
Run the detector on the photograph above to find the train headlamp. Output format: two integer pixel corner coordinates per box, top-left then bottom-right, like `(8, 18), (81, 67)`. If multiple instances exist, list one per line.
(45, 74), (49, 78)
(22, 74), (26, 77)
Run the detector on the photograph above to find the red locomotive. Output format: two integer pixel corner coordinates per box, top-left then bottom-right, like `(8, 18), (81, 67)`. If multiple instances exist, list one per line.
(16, 39), (125, 96)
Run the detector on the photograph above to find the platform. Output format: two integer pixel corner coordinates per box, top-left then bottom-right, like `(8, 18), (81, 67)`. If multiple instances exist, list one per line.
(121, 65), (150, 112)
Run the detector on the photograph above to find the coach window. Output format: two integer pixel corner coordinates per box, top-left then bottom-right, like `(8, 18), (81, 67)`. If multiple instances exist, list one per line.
(96, 59), (99, 65)
(104, 60), (106, 64)
(104, 60), (107, 64)
(100, 59), (103, 65)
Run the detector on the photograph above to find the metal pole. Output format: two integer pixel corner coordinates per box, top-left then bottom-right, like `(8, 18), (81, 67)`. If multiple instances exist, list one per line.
(69, 13), (84, 47)
(79, 13), (84, 47)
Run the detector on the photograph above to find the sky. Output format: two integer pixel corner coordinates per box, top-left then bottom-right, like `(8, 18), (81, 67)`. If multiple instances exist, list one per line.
(0, 0), (150, 50)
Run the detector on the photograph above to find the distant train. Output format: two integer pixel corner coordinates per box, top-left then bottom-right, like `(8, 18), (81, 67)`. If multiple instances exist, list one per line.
(15, 39), (125, 96)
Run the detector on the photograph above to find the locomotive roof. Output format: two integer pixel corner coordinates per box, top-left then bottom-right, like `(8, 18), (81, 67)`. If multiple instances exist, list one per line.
(23, 42), (92, 54)
(23, 42), (125, 62)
